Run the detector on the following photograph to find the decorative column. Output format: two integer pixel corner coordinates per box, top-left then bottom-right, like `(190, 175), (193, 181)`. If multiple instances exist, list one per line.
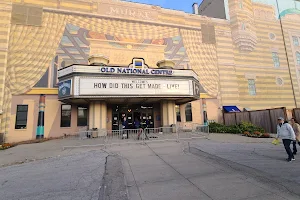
(180, 104), (186, 123)
(160, 100), (176, 127)
(88, 101), (107, 136)
(36, 94), (45, 139)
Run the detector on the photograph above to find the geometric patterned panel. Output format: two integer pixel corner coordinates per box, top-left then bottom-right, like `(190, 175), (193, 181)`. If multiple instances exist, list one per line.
(69, 15), (179, 40)
(2, 12), (68, 133)
(55, 24), (190, 69)
(181, 29), (219, 97)
(37, 24), (207, 92)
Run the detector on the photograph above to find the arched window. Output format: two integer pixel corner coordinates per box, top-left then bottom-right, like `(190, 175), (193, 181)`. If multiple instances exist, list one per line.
(293, 36), (299, 46)
(239, 1), (243, 9)
(185, 103), (193, 122)
(241, 23), (246, 30)
(297, 52), (300, 66)
(272, 52), (280, 68)
(61, 61), (65, 69)
(248, 79), (256, 96)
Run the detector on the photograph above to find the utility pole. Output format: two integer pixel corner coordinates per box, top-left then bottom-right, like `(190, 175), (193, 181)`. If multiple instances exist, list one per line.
(276, 0), (298, 108)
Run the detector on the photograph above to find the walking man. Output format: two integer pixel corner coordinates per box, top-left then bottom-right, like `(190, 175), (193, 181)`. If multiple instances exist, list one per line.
(276, 117), (296, 162)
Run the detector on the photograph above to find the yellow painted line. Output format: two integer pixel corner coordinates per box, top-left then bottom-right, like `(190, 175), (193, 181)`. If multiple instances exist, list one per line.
(200, 93), (214, 99)
(25, 88), (58, 95)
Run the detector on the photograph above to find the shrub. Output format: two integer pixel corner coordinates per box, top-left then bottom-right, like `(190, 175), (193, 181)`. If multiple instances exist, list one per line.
(209, 122), (266, 136)
(239, 122), (265, 134)
(244, 131), (250, 135)
(209, 123), (227, 133)
(0, 143), (13, 150)
(209, 123), (240, 134)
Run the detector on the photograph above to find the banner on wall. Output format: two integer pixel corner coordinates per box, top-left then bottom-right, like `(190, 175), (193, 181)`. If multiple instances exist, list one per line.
(58, 79), (72, 98)
(78, 78), (193, 96)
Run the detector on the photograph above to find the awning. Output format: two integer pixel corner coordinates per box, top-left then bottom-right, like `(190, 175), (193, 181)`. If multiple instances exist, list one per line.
(223, 106), (241, 113)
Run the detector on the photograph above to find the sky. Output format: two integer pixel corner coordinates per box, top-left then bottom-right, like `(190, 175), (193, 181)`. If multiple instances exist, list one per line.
(123, 0), (204, 13)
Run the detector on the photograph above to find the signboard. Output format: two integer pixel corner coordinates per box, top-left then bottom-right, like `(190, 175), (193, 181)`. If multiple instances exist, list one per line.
(79, 78), (192, 96)
(193, 82), (201, 97)
(97, 2), (158, 21)
(58, 65), (199, 81)
(58, 79), (72, 98)
(98, 67), (173, 76)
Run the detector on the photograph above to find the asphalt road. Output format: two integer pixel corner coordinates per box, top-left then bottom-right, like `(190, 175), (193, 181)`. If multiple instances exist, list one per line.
(0, 151), (108, 200)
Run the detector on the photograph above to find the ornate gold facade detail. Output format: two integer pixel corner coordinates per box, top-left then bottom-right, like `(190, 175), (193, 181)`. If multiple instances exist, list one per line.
(229, 0), (257, 53)
(89, 39), (165, 67)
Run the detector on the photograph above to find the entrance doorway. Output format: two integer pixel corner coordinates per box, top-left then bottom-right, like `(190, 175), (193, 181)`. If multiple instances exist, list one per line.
(112, 105), (154, 130)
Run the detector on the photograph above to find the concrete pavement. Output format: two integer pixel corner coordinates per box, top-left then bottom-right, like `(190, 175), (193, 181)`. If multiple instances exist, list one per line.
(191, 137), (300, 197)
(0, 150), (108, 200)
(0, 138), (109, 167)
(1, 134), (300, 200)
(0, 133), (272, 167)
(109, 141), (300, 200)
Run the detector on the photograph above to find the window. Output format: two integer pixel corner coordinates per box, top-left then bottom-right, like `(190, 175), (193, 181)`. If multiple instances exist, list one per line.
(77, 107), (88, 126)
(248, 79), (256, 96)
(239, 1), (243, 9)
(61, 105), (71, 127)
(272, 52), (280, 68)
(185, 103), (193, 122)
(241, 23), (246, 30)
(293, 36), (299, 46)
(175, 105), (181, 122)
(297, 52), (300, 65)
(15, 105), (28, 129)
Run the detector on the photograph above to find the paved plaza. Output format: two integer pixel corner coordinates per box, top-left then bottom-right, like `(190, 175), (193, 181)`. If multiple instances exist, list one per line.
(0, 134), (300, 200)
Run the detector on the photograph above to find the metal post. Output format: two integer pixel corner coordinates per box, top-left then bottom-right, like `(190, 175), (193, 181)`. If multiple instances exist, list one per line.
(208, 124), (210, 135)
(36, 94), (45, 139)
(176, 124), (179, 142)
(202, 99), (208, 126)
(142, 129), (145, 145)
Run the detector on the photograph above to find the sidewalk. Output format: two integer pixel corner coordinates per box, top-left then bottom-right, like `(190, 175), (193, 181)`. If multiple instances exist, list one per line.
(0, 138), (108, 167)
(108, 141), (299, 200)
(0, 133), (272, 167)
(191, 135), (300, 196)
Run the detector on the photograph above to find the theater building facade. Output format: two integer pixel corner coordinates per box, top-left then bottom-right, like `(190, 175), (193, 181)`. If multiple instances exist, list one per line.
(1, 0), (300, 142)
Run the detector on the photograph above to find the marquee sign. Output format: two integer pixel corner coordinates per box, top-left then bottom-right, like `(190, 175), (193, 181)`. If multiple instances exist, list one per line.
(58, 65), (199, 80)
(78, 78), (193, 96)
(98, 67), (173, 76)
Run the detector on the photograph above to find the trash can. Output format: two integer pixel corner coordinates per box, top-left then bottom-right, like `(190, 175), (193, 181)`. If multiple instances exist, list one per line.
(92, 128), (98, 138)
(171, 124), (176, 133)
